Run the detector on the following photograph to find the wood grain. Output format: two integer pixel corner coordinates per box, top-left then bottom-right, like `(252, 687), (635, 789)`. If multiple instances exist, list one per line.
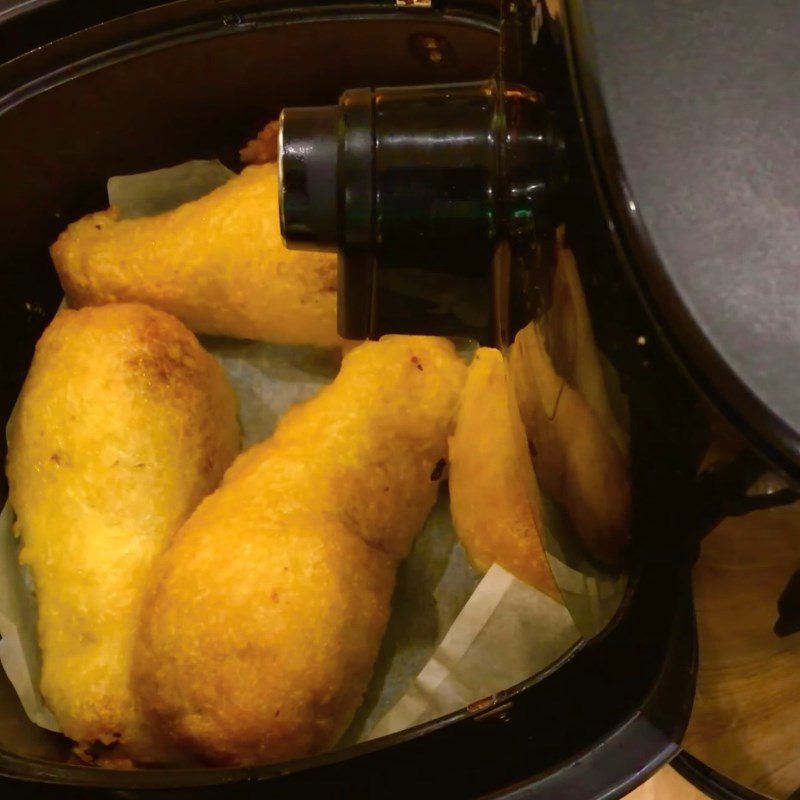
(683, 503), (800, 799)
(625, 767), (711, 800)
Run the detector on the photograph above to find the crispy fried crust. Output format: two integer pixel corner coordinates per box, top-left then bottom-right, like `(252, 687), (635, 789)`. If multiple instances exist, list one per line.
(239, 120), (280, 165)
(133, 336), (466, 766)
(50, 162), (340, 347)
(449, 348), (561, 600)
(5, 303), (240, 757)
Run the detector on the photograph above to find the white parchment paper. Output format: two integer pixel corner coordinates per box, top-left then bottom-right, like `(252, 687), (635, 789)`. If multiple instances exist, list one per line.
(0, 504), (58, 731)
(368, 564), (578, 738)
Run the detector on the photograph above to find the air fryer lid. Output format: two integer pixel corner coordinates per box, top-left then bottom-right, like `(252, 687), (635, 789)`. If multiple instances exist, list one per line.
(567, 0), (800, 479)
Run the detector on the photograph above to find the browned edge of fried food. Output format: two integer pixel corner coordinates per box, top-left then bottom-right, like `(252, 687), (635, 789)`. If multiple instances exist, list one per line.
(239, 120), (279, 165)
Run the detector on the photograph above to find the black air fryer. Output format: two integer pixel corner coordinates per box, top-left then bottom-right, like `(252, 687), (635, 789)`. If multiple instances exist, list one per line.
(0, 1), (797, 798)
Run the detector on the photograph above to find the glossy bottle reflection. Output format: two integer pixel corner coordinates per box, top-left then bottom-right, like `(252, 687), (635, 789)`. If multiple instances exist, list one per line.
(509, 230), (631, 567)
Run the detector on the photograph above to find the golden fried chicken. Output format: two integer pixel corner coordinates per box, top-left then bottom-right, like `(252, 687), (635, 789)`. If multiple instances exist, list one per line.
(449, 347), (561, 600)
(50, 162), (340, 347)
(133, 336), (466, 766)
(5, 303), (239, 758)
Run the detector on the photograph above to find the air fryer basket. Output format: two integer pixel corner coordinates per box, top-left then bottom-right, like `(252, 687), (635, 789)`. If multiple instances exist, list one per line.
(0, 1), (728, 797)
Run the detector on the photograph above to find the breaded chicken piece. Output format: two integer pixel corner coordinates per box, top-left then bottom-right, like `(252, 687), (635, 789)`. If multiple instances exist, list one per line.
(50, 162), (340, 347)
(5, 303), (240, 758)
(133, 336), (466, 766)
(449, 348), (561, 600)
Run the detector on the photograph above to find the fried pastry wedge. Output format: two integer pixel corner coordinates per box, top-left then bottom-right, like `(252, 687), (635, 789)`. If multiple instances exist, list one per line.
(449, 347), (561, 600)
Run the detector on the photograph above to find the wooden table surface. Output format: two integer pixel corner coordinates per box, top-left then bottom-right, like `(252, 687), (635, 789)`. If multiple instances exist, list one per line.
(625, 501), (800, 799)
(626, 767), (712, 800)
